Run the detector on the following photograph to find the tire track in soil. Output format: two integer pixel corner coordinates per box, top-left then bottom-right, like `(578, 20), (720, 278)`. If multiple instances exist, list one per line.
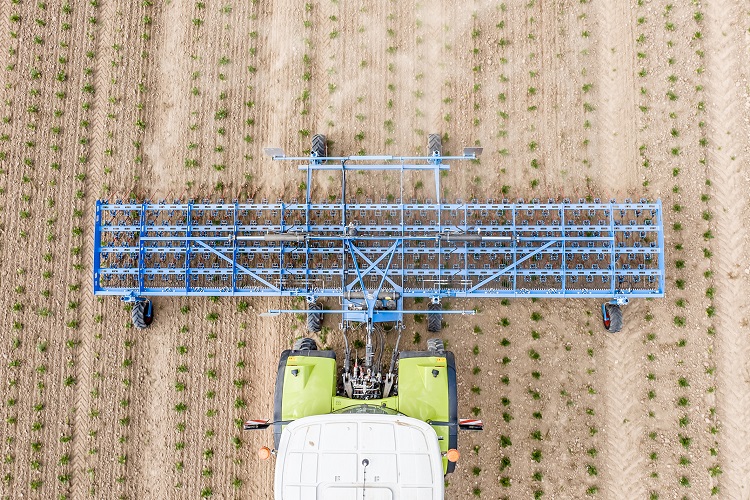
(263, 0), (304, 161)
(704, 1), (750, 497)
(309, 0), (335, 146)
(124, 4), (172, 496)
(73, 0), (107, 494)
(593, 0), (639, 198)
(538, 2), (563, 194)
(140, 326), (171, 499)
(250, 1), (297, 202)
(146, 0), (190, 198)
(132, 4), (190, 497)
(363, 6), (390, 157)
(601, 315), (647, 499)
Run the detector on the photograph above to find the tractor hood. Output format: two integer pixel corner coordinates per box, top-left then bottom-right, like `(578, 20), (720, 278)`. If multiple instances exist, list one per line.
(274, 413), (444, 500)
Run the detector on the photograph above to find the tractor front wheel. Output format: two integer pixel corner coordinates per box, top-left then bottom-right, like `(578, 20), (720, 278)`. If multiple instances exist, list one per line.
(131, 299), (153, 329)
(293, 337), (318, 351)
(602, 303), (623, 333)
(427, 338), (445, 354)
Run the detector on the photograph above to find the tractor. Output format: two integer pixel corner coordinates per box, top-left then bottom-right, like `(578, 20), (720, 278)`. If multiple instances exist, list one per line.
(244, 333), (481, 499)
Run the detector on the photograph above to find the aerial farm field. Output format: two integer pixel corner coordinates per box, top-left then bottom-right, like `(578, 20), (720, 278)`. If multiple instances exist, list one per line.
(1, 0), (749, 499)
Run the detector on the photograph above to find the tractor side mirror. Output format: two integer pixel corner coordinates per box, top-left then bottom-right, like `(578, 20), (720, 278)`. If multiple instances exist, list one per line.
(243, 419), (271, 431)
(458, 419), (483, 431)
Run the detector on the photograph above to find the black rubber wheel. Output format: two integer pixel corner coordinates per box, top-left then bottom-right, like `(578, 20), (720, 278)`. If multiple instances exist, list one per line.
(427, 338), (445, 354)
(427, 134), (442, 156)
(307, 302), (323, 334)
(131, 300), (153, 329)
(311, 134), (327, 158)
(604, 304), (623, 333)
(293, 337), (318, 351)
(427, 302), (442, 333)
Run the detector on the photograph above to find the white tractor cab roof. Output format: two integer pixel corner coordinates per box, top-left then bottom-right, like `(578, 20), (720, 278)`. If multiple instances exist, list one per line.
(275, 410), (444, 500)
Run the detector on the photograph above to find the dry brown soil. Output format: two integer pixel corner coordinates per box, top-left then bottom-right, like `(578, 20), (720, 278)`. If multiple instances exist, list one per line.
(1, 1), (750, 499)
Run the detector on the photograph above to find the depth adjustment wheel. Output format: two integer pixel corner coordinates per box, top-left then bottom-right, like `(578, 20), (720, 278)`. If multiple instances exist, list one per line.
(427, 302), (442, 333)
(311, 134), (327, 158)
(602, 303), (623, 333)
(131, 299), (154, 329)
(427, 133), (442, 156)
(293, 337), (318, 351)
(307, 302), (323, 334)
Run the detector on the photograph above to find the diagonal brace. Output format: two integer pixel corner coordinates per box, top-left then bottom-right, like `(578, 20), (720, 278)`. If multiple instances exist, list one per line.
(345, 241), (369, 299)
(194, 240), (279, 291)
(369, 243), (399, 318)
(346, 241), (401, 290)
(468, 239), (558, 292)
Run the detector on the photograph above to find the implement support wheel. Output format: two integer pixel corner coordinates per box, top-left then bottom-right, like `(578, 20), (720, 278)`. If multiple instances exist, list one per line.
(307, 302), (323, 334)
(427, 302), (442, 333)
(427, 134), (442, 156)
(132, 299), (154, 329)
(312, 134), (327, 158)
(602, 303), (623, 333)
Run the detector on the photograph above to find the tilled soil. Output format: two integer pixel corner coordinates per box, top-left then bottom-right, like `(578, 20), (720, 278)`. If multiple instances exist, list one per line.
(0, 1), (749, 499)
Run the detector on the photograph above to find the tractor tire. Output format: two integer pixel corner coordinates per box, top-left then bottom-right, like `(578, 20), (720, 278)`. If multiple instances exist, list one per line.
(604, 304), (623, 333)
(307, 302), (323, 334)
(293, 337), (318, 351)
(427, 338), (445, 354)
(131, 300), (153, 329)
(427, 302), (442, 333)
(427, 134), (442, 156)
(311, 134), (327, 158)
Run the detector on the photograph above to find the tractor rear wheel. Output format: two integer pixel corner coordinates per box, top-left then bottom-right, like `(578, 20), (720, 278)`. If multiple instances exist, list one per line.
(427, 302), (442, 333)
(307, 302), (323, 334)
(603, 303), (623, 333)
(312, 134), (327, 158)
(131, 300), (153, 329)
(427, 134), (442, 156)
(427, 338), (445, 354)
(293, 337), (318, 351)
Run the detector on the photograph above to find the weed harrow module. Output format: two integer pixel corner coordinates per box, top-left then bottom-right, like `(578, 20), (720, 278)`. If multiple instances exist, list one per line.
(93, 135), (665, 332)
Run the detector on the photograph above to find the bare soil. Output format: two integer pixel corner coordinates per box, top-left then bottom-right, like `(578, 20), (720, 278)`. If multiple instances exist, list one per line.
(0, 1), (749, 499)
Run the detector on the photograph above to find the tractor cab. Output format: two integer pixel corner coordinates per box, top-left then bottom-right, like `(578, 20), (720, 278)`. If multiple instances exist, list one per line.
(272, 413), (445, 500)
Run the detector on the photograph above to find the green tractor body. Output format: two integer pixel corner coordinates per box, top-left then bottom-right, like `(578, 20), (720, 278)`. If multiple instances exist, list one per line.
(273, 349), (458, 474)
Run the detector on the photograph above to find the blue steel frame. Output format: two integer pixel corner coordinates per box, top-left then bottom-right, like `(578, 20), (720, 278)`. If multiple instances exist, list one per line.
(93, 149), (665, 328)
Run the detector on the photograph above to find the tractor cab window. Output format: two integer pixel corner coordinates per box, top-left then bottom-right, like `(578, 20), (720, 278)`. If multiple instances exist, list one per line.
(333, 404), (402, 416)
